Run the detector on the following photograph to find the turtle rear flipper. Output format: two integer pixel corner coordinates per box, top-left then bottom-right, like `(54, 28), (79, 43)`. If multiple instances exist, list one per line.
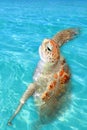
(52, 28), (80, 47)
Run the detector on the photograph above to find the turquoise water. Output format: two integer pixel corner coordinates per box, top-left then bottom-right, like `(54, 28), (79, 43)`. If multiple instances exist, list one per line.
(0, 0), (87, 130)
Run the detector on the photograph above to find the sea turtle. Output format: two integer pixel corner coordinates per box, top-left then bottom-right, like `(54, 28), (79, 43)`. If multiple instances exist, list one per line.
(8, 28), (79, 125)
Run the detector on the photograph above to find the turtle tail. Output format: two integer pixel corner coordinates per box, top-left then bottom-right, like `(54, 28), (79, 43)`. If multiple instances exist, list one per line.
(52, 28), (80, 47)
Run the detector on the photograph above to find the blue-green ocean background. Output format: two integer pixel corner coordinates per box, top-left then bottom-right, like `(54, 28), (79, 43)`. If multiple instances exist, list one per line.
(0, 0), (87, 130)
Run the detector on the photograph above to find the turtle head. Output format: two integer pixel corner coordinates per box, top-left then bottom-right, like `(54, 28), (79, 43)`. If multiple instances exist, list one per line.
(39, 39), (60, 64)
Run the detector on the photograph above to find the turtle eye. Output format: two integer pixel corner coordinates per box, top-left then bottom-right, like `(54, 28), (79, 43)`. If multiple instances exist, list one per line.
(47, 46), (52, 51)
(46, 42), (53, 51)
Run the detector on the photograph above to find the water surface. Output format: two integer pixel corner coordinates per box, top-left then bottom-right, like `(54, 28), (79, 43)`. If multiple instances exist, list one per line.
(0, 0), (87, 130)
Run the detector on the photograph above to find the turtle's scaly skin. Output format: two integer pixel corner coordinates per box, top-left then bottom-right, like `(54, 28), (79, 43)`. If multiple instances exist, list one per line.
(8, 28), (79, 125)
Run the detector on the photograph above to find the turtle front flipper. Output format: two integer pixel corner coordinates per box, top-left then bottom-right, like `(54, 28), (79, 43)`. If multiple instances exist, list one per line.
(52, 28), (80, 47)
(7, 83), (36, 126)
